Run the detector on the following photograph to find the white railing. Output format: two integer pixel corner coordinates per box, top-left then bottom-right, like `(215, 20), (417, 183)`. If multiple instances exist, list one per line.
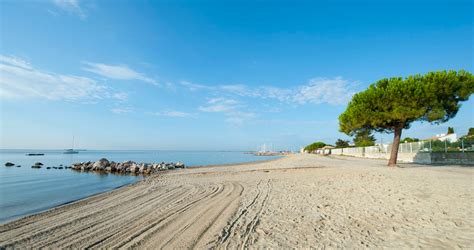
(313, 138), (472, 162)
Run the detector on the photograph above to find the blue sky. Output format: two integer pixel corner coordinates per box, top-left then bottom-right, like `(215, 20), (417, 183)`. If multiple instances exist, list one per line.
(0, 0), (472, 150)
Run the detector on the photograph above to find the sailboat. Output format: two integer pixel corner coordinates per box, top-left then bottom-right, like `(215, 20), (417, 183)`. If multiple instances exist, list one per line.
(64, 136), (79, 154)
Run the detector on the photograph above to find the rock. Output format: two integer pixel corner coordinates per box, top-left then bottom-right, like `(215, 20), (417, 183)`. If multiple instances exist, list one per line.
(53, 167), (58, 169)
(129, 163), (138, 173)
(138, 163), (148, 173)
(70, 159), (186, 175)
(59, 164), (63, 166)
(46, 167), (51, 169)
(31, 165), (41, 169)
(92, 158), (109, 171)
(34, 162), (43, 166)
(16, 165), (21, 167)
(58, 167), (64, 169)
(5, 162), (15, 167)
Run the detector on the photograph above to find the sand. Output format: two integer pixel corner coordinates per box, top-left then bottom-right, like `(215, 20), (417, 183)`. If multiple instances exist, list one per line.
(0, 154), (473, 248)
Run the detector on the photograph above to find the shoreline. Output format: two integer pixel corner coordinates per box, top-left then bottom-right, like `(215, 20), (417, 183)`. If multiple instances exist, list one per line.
(187, 154), (285, 169)
(1, 154), (472, 248)
(0, 156), (284, 225)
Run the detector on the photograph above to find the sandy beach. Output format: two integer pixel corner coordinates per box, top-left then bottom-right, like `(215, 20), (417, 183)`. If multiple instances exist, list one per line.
(0, 154), (473, 248)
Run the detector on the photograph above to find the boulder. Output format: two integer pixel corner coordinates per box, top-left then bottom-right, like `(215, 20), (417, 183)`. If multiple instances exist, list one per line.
(138, 163), (149, 173)
(58, 167), (64, 169)
(92, 158), (109, 171)
(72, 163), (82, 170)
(46, 167), (51, 169)
(129, 163), (138, 173)
(5, 162), (15, 167)
(16, 165), (21, 167)
(69, 159), (186, 175)
(31, 165), (41, 169)
(34, 162), (43, 166)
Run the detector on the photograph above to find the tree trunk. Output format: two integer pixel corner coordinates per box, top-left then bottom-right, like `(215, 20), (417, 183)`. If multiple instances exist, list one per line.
(388, 125), (403, 167)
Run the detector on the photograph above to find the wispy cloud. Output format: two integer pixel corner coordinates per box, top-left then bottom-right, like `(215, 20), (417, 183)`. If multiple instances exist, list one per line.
(52, 0), (86, 19)
(111, 107), (133, 114)
(180, 81), (210, 91)
(83, 62), (159, 85)
(293, 77), (356, 105)
(199, 98), (255, 125)
(198, 98), (241, 112)
(0, 55), (32, 70)
(151, 110), (195, 118)
(182, 77), (356, 106)
(225, 111), (257, 126)
(0, 55), (125, 102)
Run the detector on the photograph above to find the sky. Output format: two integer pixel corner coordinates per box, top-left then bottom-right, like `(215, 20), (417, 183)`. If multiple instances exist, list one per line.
(0, 0), (472, 150)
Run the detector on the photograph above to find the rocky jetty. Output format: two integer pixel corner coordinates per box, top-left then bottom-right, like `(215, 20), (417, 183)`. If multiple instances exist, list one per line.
(71, 158), (185, 175)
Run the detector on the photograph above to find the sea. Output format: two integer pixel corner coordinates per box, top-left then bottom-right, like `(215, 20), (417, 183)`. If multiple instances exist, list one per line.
(0, 150), (281, 224)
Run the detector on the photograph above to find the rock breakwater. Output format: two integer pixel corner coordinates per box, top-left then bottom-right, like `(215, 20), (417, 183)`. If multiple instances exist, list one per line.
(71, 158), (185, 175)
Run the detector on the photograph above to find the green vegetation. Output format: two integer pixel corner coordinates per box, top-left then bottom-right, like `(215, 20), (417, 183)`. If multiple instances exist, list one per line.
(353, 129), (376, 147)
(304, 142), (326, 152)
(401, 137), (420, 143)
(335, 139), (350, 148)
(467, 127), (474, 136)
(447, 127), (454, 134)
(423, 139), (474, 152)
(339, 70), (474, 166)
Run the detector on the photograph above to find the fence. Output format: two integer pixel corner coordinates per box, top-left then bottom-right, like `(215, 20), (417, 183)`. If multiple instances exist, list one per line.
(318, 138), (473, 163)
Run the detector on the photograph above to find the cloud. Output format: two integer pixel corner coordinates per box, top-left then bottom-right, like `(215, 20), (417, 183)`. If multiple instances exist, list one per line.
(0, 55), (124, 102)
(180, 81), (210, 91)
(225, 111), (257, 126)
(182, 77), (356, 106)
(152, 110), (195, 118)
(0, 55), (32, 70)
(199, 98), (255, 125)
(198, 98), (241, 112)
(112, 92), (128, 102)
(293, 77), (356, 105)
(83, 62), (159, 85)
(111, 107), (133, 114)
(52, 0), (86, 19)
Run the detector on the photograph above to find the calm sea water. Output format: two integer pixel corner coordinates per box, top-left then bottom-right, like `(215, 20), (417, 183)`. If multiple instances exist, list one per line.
(0, 150), (280, 224)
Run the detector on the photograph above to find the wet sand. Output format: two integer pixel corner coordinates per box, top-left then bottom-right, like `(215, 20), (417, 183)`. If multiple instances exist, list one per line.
(0, 154), (472, 248)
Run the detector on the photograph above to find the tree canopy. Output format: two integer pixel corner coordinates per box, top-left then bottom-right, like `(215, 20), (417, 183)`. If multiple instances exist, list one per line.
(447, 127), (454, 134)
(339, 70), (473, 135)
(353, 129), (376, 147)
(339, 70), (473, 165)
(304, 142), (326, 152)
(335, 139), (350, 148)
(401, 137), (420, 143)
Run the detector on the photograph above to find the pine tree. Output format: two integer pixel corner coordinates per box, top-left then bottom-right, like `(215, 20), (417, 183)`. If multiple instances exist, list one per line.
(339, 70), (473, 166)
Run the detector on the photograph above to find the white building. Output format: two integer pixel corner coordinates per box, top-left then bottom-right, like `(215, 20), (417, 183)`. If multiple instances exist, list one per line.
(427, 133), (457, 143)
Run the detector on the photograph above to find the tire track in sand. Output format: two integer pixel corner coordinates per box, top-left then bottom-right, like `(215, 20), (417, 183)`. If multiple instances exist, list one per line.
(217, 179), (273, 249)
